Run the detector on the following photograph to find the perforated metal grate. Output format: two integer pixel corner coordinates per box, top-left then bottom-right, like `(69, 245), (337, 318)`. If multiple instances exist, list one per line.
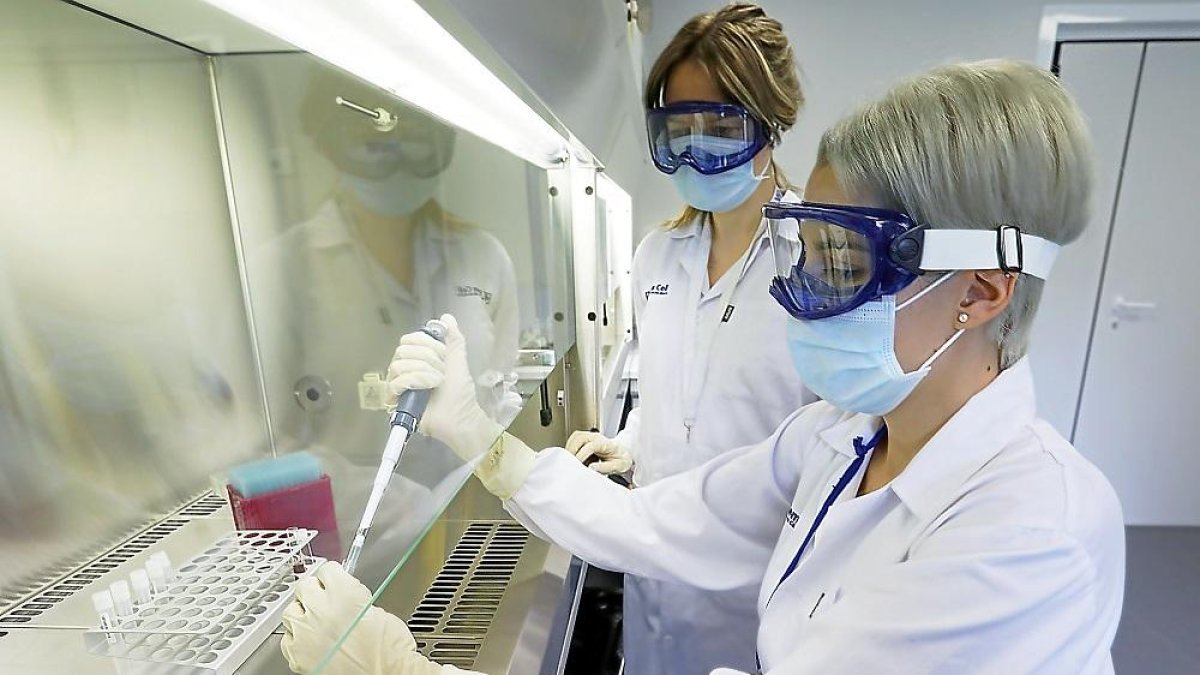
(0, 490), (228, 627)
(408, 522), (530, 668)
(0, 519), (189, 626)
(82, 529), (318, 674)
(174, 492), (229, 519)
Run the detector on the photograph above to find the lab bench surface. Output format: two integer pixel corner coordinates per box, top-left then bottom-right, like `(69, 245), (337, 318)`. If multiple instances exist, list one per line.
(0, 486), (574, 675)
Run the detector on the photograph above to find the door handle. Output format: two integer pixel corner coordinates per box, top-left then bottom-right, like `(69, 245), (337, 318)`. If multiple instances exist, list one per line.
(1111, 295), (1156, 323)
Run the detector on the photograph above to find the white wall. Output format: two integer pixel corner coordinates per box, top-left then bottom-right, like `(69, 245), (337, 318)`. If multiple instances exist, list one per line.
(633, 0), (1191, 239)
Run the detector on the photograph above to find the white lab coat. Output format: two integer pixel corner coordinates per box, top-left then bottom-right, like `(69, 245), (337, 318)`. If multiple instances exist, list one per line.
(254, 199), (521, 457)
(251, 199), (519, 584)
(507, 359), (1125, 674)
(612, 203), (815, 673)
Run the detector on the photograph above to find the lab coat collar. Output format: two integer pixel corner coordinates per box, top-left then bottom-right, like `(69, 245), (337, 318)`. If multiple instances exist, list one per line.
(888, 358), (1038, 521)
(666, 215), (704, 239)
(818, 414), (885, 460)
(308, 199), (452, 250)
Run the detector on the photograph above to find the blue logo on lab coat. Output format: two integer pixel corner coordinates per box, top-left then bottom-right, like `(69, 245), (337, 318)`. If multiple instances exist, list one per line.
(457, 285), (493, 304)
(644, 283), (669, 300)
(785, 508), (800, 527)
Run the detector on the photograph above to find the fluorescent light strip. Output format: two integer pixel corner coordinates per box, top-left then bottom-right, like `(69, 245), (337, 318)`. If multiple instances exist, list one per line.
(202, 0), (568, 167)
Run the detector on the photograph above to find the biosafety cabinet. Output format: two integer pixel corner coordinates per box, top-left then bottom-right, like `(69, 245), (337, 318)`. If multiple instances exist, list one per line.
(0, 1), (635, 673)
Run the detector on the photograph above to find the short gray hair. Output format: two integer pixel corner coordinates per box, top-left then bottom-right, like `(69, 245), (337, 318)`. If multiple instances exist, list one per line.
(817, 59), (1094, 368)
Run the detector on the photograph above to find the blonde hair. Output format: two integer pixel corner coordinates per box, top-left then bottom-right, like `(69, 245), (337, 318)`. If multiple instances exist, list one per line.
(816, 59), (1094, 368)
(645, 2), (803, 229)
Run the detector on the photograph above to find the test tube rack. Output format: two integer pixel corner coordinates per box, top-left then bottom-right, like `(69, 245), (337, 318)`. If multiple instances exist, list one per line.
(83, 529), (321, 675)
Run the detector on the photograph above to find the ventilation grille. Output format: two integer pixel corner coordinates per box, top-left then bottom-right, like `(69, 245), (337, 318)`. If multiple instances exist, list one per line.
(174, 491), (229, 518)
(0, 489), (228, 627)
(408, 522), (530, 668)
(0, 518), (189, 627)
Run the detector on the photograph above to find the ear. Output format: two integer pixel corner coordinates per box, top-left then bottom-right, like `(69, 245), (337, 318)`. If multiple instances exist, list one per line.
(959, 270), (1017, 327)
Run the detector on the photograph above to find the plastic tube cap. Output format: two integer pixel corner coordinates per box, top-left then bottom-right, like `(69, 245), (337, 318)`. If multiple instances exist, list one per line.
(130, 570), (152, 604)
(146, 558), (168, 592)
(91, 590), (114, 614)
(109, 580), (133, 616)
(149, 552), (174, 581)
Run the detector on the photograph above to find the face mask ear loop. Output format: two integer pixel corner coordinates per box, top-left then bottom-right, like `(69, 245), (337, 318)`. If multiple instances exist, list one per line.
(752, 155), (771, 182)
(918, 327), (966, 371)
(896, 271), (956, 312)
(895, 271), (965, 373)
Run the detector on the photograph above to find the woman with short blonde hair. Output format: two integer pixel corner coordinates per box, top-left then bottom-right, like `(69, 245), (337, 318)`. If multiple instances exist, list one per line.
(286, 57), (1125, 675)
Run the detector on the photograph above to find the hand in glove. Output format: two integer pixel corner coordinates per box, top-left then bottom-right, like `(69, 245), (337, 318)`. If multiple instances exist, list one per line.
(280, 562), (476, 675)
(566, 431), (633, 475)
(386, 314), (503, 462)
(387, 314), (536, 499)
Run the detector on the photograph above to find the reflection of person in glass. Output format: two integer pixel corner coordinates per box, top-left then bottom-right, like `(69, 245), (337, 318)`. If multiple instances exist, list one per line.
(297, 70), (521, 424)
(256, 68), (520, 583)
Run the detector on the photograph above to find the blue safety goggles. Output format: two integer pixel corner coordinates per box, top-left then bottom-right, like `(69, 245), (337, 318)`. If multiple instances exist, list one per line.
(646, 101), (770, 175)
(764, 200), (1062, 320)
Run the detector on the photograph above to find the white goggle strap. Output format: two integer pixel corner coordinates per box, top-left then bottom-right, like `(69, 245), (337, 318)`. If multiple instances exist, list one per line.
(918, 226), (1060, 280)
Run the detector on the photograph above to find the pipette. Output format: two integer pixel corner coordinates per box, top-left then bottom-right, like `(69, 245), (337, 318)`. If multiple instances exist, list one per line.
(343, 318), (448, 575)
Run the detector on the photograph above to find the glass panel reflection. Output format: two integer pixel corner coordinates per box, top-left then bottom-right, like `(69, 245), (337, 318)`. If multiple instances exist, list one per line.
(215, 55), (570, 588)
(0, 0), (265, 603)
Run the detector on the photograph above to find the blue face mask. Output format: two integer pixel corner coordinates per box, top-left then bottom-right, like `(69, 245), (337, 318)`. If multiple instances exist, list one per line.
(667, 136), (766, 213)
(785, 273), (965, 415)
(342, 170), (440, 218)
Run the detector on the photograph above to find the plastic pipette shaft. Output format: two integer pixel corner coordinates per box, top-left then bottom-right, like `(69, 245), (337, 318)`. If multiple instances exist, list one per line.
(343, 424), (410, 574)
(343, 318), (447, 575)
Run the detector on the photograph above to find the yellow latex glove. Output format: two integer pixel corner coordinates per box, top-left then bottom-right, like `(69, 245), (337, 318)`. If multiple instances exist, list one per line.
(280, 562), (477, 675)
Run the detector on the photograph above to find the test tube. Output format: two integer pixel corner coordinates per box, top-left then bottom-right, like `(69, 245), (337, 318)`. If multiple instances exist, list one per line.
(149, 552), (174, 583)
(92, 590), (118, 644)
(130, 569), (152, 606)
(146, 557), (168, 595)
(288, 528), (306, 574)
(109, 580), (134, 618)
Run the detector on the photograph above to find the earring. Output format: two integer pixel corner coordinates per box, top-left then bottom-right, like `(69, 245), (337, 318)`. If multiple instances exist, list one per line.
(957, 312), (970, 324)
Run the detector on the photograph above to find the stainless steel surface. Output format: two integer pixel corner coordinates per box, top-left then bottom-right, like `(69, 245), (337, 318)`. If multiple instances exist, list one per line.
(6, 2), (616, 671)
(2, 518), (191, 626)
(212, 50), (579, 586)
(498, 545), (573, 675)
(83, 530), (318, 675)
(208, 54), (279, 459)
(568, 161), (602, 431)
(0, 495), (330, 675)
(373, 512), (573, 675)
(539, 557), (587, 675)
(1, 493), (228, 627)
(1, 0), (269, 604)
(0, 503), (248, 673)
(407, 522), (530, 667)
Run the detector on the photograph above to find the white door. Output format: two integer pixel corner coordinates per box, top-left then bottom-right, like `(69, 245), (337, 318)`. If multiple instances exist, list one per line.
(1069, 42), (1200, 526)
(1030, 42), (1143, 439)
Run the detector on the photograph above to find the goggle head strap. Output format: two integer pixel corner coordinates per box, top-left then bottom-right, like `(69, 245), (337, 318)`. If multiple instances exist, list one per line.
(890, 225), (1060, 280)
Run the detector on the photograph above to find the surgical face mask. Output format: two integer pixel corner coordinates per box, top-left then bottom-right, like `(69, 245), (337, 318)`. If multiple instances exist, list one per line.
(342, 170), (441, 218)
(667, 137), (767, 213)
(785, 273), (965, 415)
